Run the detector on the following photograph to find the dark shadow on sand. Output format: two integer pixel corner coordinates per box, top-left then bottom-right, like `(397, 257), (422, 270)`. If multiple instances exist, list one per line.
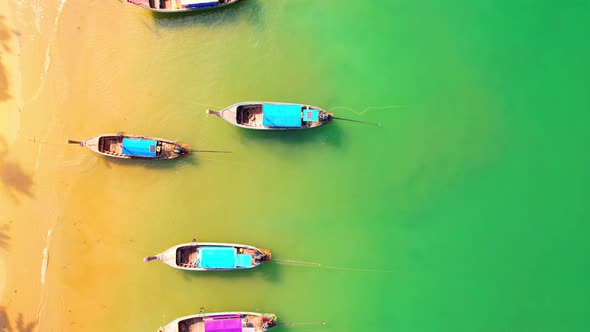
(0, 307), (37, 332)
(0, 137), (35, 203)
(0, 223), (9, 250)
(150, 0), (263, 30)
(178, 260), (281, 283)
(0, 15), (13, 102)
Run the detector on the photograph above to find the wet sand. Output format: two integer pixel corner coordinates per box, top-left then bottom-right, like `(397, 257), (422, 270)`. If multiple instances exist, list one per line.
(1, 0), (37, 327)
(0, 1), (20, 141)
(0, 1), (182, 329)
(0, 0), (37, 328)
(0, 0), (95, 329)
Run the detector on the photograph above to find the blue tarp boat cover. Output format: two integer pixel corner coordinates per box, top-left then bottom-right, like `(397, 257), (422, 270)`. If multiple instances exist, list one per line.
(121, 138), (157, 157)
(303, 109), (319, 122)
(198, 246), (236, 268)
(236, 254), (253, 267)
(262, 104), (302, 127)
(183, 0), (218, 8)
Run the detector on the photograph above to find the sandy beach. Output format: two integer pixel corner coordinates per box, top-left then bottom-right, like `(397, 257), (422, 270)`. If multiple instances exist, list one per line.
(0, 1), (20, 142)
(0, 0), (36, 326)
(1, 0), (36, 326)
(1, 0), (69, 329)
(1, 1), (157, 329)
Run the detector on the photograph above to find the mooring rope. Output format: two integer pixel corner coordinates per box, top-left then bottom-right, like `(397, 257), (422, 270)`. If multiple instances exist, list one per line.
(273, 259), (393, 273)
(328, 105), (406, 116)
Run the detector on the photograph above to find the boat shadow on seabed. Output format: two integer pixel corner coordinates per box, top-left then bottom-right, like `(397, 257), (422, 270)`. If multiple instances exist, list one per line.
(148, 0), (263, 29)
(100, 152), (199, 170)
(177, 260), (281, 283)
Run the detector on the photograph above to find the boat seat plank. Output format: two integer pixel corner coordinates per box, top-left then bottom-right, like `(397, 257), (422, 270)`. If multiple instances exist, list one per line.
(189, 321), (204, 332)
(188, 251), (197, 263)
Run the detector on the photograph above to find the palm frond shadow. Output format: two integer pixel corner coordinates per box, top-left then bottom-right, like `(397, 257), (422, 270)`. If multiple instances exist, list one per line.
(0, 224), (9, 250)
(0, 137), (35, 204)
(0, 307), (37, 332)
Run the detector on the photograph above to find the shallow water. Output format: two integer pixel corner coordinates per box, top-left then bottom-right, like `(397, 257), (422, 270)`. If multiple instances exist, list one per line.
(1, 0), (590, 331)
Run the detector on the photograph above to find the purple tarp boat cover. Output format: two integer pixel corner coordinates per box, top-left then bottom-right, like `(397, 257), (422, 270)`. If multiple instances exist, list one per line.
(204, 318), (242, 332)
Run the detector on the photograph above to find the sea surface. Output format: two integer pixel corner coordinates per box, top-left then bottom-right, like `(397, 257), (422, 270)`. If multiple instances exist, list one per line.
(1, 0), (589, 331)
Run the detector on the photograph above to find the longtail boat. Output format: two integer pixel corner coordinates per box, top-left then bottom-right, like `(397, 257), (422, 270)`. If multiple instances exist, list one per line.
(68, 133), (190, 160)
(144, 241), (272, 271)
(159, 312), (277, 332)
(127, 0), (240, 13)
(207, 102), (334, 130)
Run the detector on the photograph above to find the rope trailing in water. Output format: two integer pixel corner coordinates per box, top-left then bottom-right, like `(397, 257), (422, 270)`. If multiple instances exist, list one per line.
(332, 117), (381, 126)
(273, 259), (321, 266)
(273, 259), (393, 273)
(279, 321), (326, 327)
(328, 105), (405, 116)
(190, 150), (232, 153)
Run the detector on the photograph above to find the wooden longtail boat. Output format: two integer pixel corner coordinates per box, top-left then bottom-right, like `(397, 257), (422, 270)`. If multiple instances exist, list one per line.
(144, 241), (272, 271)
(207, 102), (334, 130)
(158, 312), (277, 332)
(127, 0), (240, 13)
(68, 133), (190, 160)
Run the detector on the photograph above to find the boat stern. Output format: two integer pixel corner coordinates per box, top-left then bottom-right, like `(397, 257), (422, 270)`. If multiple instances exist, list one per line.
(174, 143), (191, 158)
(259, 248), (272, 263)
(323, 111), (334, 124)
(261, 313), (278, 330)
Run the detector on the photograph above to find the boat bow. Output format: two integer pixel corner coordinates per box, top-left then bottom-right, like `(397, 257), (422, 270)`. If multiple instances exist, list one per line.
(207, 109), (222, 117)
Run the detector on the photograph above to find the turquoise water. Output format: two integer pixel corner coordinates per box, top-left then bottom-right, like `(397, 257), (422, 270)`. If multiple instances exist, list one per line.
(9, 0), (590, 331)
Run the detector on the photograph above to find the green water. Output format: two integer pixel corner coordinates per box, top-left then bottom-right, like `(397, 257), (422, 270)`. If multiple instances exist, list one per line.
(48, 0), (590, 331)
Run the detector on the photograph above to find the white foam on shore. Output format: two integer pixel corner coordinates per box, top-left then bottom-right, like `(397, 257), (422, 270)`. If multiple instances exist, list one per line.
(37, 226), (54, 331)
(32, 0), (68, 102)
(40, 228), (51, 286)
(31, 0), (44, 34)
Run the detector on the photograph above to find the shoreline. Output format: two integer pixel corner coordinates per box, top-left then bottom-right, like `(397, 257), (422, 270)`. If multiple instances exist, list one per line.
(0, 1), (56, 329)
(1, 1), (132, 329)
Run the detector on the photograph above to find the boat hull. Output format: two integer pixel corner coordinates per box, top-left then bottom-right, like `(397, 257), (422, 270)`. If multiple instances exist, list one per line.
(208, 101), (333, 130)
(148, 242), (272, 271)
(127, 0), (241, 13)
(159, 312), (277, 332)
(78, 134), (190, 160)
